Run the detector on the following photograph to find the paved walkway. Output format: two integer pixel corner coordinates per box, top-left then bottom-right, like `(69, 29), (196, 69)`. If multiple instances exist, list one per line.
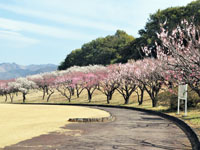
(4, 107), (192, 150)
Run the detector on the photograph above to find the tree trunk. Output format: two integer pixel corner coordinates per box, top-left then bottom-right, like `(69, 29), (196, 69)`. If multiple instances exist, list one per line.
(144, 84), (160, 108)
(76, 86), (84, 98)
(109, 93), (113, 100)
(124, 96), (130, 104)
(64, 93), (71, 102)
(138, 87), (144, 105)
(66, 89), (72, 102)
(4, 94), (8, 102)
(139, 89), (144, 105)
(117, 86), (135, 105)
(42, 88), (45, 100)
(123, 92), (130, 104)
(23, 93), (26, 103)
(106, 94), (111, 104)
(87, 89), (92, 102)
(136, 91), (140, 104)
(152, 97), (158, 107)
(71, 87), (75, 96)
(47, 91), (54, 102)
(46, 87), (49, 95)
(9, 94), (14, 103)
(124, 86), (132, 104)
(76, 90), (80, 98)
(150, 91), (158, 107)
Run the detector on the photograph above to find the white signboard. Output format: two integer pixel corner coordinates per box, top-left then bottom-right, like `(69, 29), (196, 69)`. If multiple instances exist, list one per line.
(177, 84), (188, 116)
(178, 84), (188, 99)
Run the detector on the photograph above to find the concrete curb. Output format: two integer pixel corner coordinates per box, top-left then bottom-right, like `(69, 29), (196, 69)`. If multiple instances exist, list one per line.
(12, 103), (200, 150)
(68, 108), (115, 122)
(68, 115), (114, 123)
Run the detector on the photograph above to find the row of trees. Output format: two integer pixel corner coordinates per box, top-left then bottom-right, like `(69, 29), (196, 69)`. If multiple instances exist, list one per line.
(0, 59), (164, 107)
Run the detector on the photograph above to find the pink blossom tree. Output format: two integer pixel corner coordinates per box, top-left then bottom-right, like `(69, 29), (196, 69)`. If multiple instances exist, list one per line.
(133, 58), (165, 107)
(59, 69), (86, 98)
(0, 80), (12, 102)
(127, 60), (145, 105)
(152, 19), (200, 97)
(41, 72), (57, 102)
(71, 72), (85, 98)
(55, 73), (74, 102)
(6, 79), (20, 103)
(81, 72), (99, 102)
(115, 63), (137, 104)
(28, 73), (56, 100)
(98, 65), (119, 104)
(67, 65), (106, 102)
(135, 84), (145, 105)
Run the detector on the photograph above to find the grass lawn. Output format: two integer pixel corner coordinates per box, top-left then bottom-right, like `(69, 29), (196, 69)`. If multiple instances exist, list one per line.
(0, 88), (200, 139)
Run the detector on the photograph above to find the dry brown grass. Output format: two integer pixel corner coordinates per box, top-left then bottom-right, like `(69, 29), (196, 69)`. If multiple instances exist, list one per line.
(0, 104), (110, 148)
(0, 88), (152, 105)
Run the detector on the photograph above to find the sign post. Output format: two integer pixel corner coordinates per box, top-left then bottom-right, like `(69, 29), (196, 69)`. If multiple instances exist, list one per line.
(177, 84), (188, 116)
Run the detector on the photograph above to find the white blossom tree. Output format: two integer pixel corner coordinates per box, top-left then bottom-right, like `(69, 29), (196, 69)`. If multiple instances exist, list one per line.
(8, 78), (37, 103)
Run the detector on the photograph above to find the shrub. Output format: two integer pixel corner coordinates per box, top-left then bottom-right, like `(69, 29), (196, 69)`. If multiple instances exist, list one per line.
(158, 88), (200, 110)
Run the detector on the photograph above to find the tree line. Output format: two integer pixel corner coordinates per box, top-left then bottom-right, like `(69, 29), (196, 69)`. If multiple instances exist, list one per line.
(58, 0), (200, 70)
(58, 30), (135, 70)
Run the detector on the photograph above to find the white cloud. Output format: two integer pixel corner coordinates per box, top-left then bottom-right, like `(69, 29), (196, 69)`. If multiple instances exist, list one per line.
(0, 3), (122, 32)
(0, 0), (193, 37)
(0, 30), (39, 47)
(0, 0), (194, 39)
(0, 17), (96, 40)
(18, 0), (193, 23)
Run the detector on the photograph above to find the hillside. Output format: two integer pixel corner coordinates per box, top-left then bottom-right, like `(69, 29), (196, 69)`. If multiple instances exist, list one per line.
(58, 30), (135, 70)
(0, 63), (57, 80)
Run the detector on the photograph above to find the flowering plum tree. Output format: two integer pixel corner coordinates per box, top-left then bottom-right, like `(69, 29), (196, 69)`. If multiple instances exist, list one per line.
(115, 63), (137, 104)
(55, 73), (74, 102)
(67, 65), (106, 102)
(41, 72), (57, 102)
(28, 72), (58, 100)
(127, 60), (145, 105)
(81, 72), (99, 102)
(98, 65), (119, 104)
(0, 80), (12, 102)
(133, 58), (165, 107)
(135, 84), (145, 105)
(71, 72), (85, 98)
(28, 74), (48, 100)
(151, 19), (200, 97)
(8, 78), (37, 103)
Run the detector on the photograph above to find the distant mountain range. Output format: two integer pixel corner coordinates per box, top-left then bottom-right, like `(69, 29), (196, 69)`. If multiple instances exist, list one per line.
(0, 63), (57, 80)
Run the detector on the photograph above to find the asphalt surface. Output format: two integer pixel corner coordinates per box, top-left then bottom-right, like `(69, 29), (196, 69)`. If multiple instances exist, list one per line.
(3, 107), (192, 150)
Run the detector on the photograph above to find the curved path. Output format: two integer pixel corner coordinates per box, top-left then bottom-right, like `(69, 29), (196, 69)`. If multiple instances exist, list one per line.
(4, 107), (192, 150)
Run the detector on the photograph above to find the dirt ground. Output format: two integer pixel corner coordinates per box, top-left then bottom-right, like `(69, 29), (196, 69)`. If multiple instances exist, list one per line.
(0, 104), (110, 148)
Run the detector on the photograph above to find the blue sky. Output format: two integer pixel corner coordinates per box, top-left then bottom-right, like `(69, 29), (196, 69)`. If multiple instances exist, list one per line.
(0, 0), (194, 65)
